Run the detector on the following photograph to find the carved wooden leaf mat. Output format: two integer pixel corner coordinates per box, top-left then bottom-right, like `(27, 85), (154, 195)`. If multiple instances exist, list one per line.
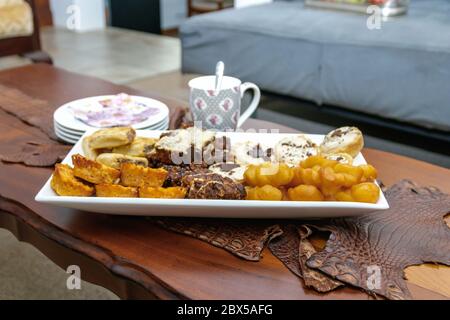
(157, 180), (450, 300)
(0, 84), (188, 167)
(0, 141), (71, 167)
(0, 84), (58, 140)
(307, 180), (450, 299)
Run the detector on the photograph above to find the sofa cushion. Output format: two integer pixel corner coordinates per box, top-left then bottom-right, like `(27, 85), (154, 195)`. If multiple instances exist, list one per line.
(0, 1), (33, 40)
(181, 0), (450, 131)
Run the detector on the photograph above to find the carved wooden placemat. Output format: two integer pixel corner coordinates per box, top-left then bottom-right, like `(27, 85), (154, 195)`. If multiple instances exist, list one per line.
(157, 180), (450, 299)
(307, 180), (450, 300)
(0, 84), (58, 140)
(156, 218), (283, 261)
(268, 224), (343, 292)
(0, 141), (71, 167)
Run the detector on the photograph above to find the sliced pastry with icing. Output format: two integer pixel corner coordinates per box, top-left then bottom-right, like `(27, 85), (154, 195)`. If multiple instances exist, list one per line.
(209, 162), (247, 183)
(323, 152), (353, 165)
(232, 141), (274, 165)
(274, 135), (318, 166)
(320, 126), (364, 157)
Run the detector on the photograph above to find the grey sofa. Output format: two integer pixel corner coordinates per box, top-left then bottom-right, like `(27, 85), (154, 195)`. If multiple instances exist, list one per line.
(180, 0), (450, 132)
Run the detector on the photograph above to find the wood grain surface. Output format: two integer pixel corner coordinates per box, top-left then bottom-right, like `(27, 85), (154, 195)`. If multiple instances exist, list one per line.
(0, 64), (448, 300)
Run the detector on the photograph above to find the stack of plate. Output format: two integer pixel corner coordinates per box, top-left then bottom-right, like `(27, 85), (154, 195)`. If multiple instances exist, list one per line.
(53, 95), (170, 144)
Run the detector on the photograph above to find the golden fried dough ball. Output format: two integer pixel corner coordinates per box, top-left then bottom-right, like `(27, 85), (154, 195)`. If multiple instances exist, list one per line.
(299, 167), (322, 187)
(95, 184), (138, 198)
(350, 182), (380, 203)
(120, 163), (168, 187)
(288, 185), (324, 201)
(245, 185), (283, 201)
(300, 155), (338, 169)
(333, 163), (364, 187)
(288, 165), (323, 188)
(334, 182), (379, 203)
(244, 163), (294, 187)
(334, 163), (363, 180)
(319, 167), (344, 197)
(279, 187), (290, 201)
(288, 166), (303, 187)
(320, 168), (356, 196)
(359, 164), (378, 182)
(139, 187), (187, 199)
(51, 164), (94, 197)
(241, 154), (379, 203)
(243, 164), (257, 185)
(72, 154), (120, 184)
(334, 190), (353, 202)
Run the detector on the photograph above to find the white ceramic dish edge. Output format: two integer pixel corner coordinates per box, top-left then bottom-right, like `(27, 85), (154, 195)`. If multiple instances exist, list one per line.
(35, 130), (389, 219)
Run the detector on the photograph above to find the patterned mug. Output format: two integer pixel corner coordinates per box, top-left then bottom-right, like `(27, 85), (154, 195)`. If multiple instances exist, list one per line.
(188, 75), (261, 130)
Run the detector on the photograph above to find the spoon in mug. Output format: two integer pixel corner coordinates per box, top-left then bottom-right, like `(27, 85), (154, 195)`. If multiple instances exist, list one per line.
(214, 61), (225, 95)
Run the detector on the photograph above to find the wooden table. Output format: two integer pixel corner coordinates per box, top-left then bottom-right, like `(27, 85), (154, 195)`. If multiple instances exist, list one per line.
(0, 64), (449, 300)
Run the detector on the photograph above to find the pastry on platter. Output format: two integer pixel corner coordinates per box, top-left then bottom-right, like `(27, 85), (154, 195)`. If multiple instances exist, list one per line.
(232, 141), (274, 165)
(244, 162), (294, 187)
(162, 164), (210, 187)
(95, 184), (138, 198)
(246, 185), (283, 201)
(202, 136), (233, 165)
(209, 162), (247, 183)
(88, 126), (136, 149)
(49, 125), (381, 204)
(274, 135), (318, 166)
(82, 136), (101, 160)
(120, 162), (168, 187)
(148, 127), (215, 166)
(139, 186), (186, 199)
(323, 152), (353, 165)
(334, 182), (379, 203)
(320, 127), (364, 157)
(287, 185), (324, 201)
(72, 154), (120, 184)
(51, 164), (94, 197)
(112, 137), (157, 157)
(96, 153), (148, 169)
(182, 172), (246, 200)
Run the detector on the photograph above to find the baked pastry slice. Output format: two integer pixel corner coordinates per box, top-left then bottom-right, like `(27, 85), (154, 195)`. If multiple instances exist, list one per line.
(120, 162), (168, 187)
(51, 164), (94, 196)
(72, 154), (120, 184)
(320, 127), (364, 157)
(81, 136), (100, 160)
(112, 137), (157, 157)
(88, 127), (136, 149)
(96, 153), (148, 169)
(95, 184), (138, 198)
(139, 186), (186, 199)
(274, 135), (318, 166)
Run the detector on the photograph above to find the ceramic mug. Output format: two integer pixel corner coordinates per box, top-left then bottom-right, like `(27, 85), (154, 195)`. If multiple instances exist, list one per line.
(188, 75), (261, 130)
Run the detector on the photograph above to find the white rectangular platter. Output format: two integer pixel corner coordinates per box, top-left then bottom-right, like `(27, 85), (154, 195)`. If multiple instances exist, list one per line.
(35, 130), (389, 219)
